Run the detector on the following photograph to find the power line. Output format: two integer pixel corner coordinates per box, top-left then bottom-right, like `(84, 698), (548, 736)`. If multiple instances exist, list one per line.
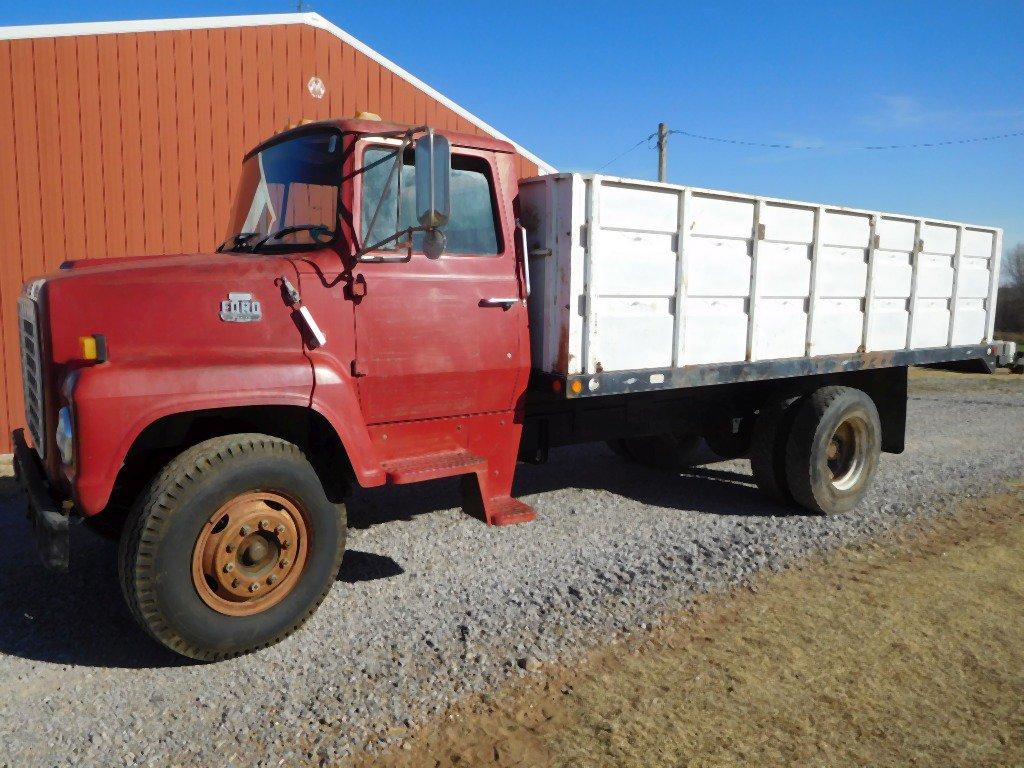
(596, 131), (658, 171)
(596, 125), (1024, 171)
(670, 127), (1024, 150)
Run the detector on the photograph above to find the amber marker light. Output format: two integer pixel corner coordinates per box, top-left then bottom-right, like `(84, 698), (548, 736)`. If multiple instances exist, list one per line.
(79, 334), (108, 363)
(570, 380), (583, 395)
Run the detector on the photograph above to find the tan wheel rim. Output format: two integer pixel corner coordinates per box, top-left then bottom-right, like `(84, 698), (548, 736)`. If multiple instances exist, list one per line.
(826, 415), (870, 492)
(191, 491), (309, 617)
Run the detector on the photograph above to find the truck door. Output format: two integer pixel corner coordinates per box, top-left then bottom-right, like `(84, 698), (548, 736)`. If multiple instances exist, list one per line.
(350, 143), (528, 425)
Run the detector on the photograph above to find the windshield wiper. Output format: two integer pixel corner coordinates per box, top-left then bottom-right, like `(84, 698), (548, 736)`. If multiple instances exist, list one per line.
(250, 225), (333, 251)
(216, 232), (260, 253)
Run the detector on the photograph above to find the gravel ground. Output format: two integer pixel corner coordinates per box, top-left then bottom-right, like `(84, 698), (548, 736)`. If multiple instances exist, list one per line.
(0, 371), (1021, 767)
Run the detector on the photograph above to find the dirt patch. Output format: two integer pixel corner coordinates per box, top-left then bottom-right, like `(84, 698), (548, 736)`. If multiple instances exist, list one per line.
(909, 365), (1023, 396)
(353, 488), (1024, 768)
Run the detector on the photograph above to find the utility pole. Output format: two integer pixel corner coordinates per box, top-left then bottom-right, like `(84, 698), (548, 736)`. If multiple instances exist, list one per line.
(657, 122), (668, 182)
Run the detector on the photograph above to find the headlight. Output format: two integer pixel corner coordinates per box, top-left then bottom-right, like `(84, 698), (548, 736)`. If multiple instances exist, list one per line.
(55, 406), (74, 466)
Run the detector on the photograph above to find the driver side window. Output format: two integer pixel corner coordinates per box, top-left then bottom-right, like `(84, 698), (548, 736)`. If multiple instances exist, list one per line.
(360, 146), (501, 255)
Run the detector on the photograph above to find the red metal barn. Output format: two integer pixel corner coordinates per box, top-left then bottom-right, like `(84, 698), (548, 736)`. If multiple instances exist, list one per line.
(0, 12), (552, 452)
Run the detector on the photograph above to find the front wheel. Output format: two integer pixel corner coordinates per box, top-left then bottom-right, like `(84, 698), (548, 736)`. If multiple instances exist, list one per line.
(118, 434), (346, 661)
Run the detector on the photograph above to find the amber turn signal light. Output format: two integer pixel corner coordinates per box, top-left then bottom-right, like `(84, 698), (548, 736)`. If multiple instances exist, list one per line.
(79, 334), (108, 363)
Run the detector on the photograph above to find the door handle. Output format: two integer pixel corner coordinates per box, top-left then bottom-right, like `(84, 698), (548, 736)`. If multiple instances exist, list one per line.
(480, 297), (522, 308)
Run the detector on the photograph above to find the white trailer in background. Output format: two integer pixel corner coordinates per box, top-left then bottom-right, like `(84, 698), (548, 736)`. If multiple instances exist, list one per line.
(517, 173), (1001, 515)
(520, 174), (1001, 392)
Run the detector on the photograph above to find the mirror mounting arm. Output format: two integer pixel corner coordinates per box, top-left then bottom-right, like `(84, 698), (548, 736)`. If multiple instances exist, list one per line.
(355, 224), (434, 262)
(353, 124), (451, 263)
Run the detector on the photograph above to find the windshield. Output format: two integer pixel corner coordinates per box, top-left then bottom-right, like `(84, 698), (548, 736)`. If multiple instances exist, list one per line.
(223, 129), (342, 252)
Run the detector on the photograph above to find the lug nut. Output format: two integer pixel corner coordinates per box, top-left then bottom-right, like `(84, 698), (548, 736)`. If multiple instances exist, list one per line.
(280, 558), (291, 569)
(239, 525), (251, 536)
(223, 562), (234, 573)
(259, 519), (271, 531)
(267, 574), (279, 585)
(281, 540), (292, 550)
(275, 524), (286, 535)
(225, 543), (235, 553)
(249, 583), (261, 593)
(231, 578), (240, 588)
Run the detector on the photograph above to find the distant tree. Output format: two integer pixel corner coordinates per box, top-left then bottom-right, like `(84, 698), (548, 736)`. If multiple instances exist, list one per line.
(1004, 243), (1024, 290)
(995, 243), (1024, 333)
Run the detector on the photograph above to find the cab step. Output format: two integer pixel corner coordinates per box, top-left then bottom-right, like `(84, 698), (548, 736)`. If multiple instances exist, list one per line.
(481, 495), (537, 526)
(381, 449), (486, 484)
(381, 449), (536, 526)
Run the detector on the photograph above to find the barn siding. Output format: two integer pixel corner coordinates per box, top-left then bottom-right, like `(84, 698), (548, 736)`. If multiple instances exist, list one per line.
(0, 19), (544, 452)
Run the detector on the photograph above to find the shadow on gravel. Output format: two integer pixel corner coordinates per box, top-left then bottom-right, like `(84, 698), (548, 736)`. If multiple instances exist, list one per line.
(345, 443), (801, 530)
(0, 443), (796, 669)
(0, 488), (189, 670)
(338, 550), (404, 583)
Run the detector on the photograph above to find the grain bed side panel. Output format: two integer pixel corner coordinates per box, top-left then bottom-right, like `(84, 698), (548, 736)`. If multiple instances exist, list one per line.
(526, 173), (1001, 389)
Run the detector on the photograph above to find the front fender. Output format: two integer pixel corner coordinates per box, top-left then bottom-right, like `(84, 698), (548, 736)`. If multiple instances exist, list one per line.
(307, 358), (387, 489)
(71, 354), (314, 515)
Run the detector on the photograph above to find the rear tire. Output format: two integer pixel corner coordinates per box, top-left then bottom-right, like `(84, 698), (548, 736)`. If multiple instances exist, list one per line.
(704, 413), (753, 460)
(618, 432), (702, 470)
(605, 439), (633, 459)
(118, 434), (346, 661)
(750, 393), (803, 505)
(785, 386), (881, 514)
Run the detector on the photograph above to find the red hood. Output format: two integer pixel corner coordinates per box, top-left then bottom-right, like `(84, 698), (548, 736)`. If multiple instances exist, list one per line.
(33, 251), (302, 368)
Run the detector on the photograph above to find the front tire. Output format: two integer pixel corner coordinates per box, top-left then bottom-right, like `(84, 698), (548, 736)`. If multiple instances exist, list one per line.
(118, 434), (346, 661)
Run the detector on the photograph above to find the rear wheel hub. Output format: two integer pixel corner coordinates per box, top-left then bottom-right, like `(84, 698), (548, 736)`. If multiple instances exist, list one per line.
(826, 417), (869, 492)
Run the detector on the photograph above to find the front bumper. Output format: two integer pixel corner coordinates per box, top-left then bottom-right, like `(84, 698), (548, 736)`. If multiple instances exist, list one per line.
(12, 428), (69, 572)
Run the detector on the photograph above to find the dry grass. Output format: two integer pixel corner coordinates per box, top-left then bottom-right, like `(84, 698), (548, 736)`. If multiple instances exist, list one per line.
(355, 489), (1024, 768)
(909, 365), (1024, 396)
(995, 331), (1024, 344)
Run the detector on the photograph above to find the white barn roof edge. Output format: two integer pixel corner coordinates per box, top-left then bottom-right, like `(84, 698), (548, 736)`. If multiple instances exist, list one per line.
(0, 11), (556, 174)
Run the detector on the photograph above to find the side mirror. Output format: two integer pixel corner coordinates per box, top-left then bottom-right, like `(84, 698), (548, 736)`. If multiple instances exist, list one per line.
(415, 130), (451, 230)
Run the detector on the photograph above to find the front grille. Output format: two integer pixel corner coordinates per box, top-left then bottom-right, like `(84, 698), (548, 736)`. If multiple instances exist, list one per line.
(18, 293), (46, 459)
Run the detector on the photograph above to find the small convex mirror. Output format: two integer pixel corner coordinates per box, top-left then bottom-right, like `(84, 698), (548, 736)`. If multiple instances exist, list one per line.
(415, 130), (451, 229)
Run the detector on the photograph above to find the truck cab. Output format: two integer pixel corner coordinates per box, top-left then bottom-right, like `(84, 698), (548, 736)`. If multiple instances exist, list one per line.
(15, 119), (536, 659)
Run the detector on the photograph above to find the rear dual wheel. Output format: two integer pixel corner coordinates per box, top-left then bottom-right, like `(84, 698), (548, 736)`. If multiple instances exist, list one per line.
(785, 386), (881, 514)
(751, 386), (880, 514)
(119, 434), (346, 661)
(607, 432), (702, 470)
(608, 412), (753, 469)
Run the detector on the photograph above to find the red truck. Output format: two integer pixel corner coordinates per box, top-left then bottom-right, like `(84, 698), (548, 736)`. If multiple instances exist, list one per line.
(13, 118), (1001, 660)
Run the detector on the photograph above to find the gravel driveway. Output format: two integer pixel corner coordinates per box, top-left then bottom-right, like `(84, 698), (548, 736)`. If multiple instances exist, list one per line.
(1, 371), (1021, 767)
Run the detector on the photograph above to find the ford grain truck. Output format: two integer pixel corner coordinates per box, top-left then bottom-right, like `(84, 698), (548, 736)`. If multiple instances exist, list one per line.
(13, 118), (1002, 659)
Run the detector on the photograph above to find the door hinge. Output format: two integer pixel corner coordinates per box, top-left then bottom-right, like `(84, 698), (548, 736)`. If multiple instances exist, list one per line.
(351, 359), (368, 377)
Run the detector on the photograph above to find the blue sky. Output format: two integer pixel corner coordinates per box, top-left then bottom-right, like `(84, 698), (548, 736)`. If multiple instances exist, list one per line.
(4, 0), (1023, 254)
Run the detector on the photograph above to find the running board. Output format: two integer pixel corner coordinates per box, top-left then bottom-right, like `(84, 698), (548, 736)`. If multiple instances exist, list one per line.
(381, 450), (536, 526)
(381, 449), (486, 484)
